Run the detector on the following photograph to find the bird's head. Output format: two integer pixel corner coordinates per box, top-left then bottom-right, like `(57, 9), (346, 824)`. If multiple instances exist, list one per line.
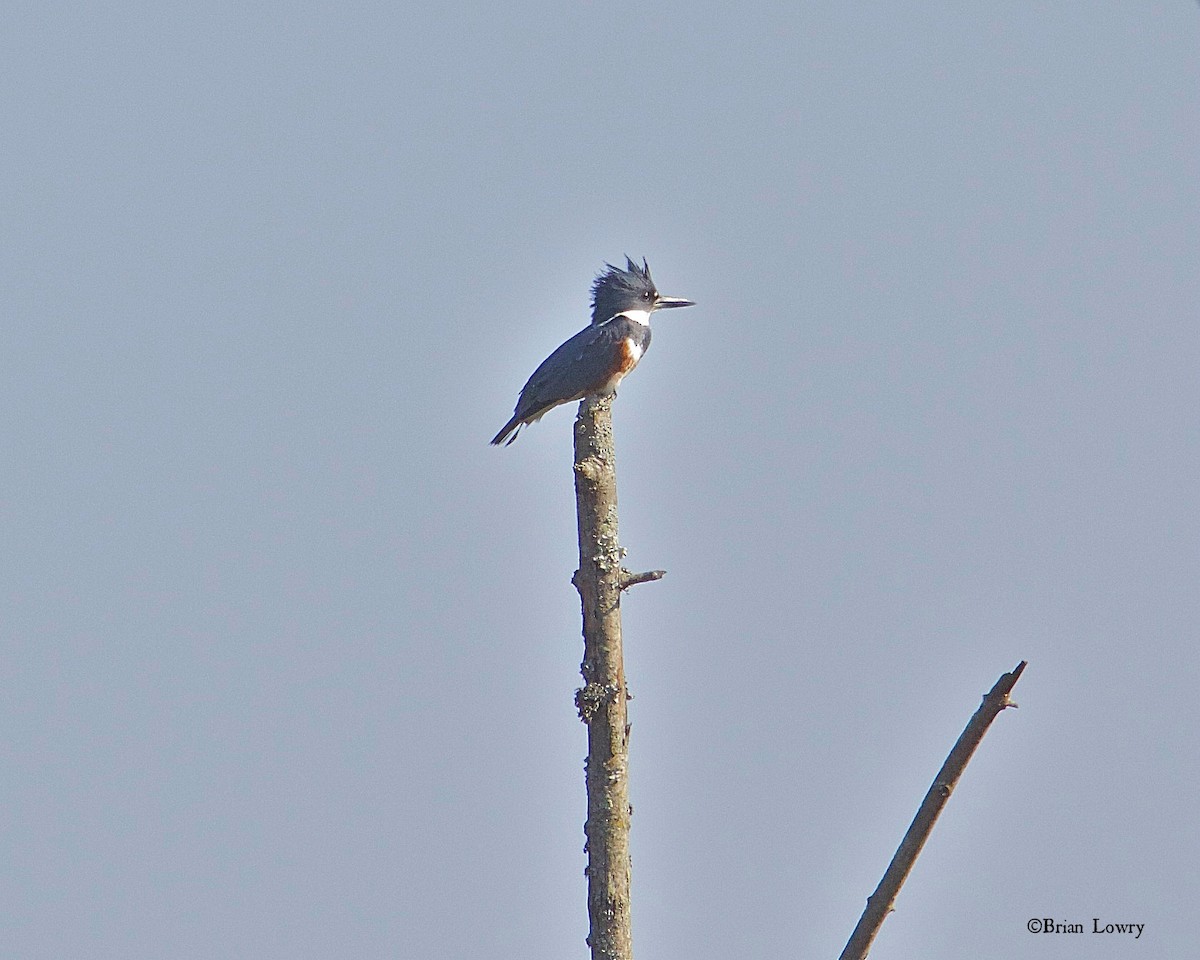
(590, 256), (694, 325)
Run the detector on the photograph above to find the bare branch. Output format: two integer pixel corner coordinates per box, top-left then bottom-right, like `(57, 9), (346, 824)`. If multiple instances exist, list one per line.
(573, 395), (635, 960)
(619, 568), (666, 591)
(839, 660), (1028, 960)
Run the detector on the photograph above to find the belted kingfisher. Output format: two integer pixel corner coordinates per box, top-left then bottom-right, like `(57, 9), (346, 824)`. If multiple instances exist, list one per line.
(491, 257), (694, 445)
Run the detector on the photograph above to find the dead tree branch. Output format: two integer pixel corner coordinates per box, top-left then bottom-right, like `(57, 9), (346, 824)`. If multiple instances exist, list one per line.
(572, 395), (662, 960)
(839, 660), (1028, 960)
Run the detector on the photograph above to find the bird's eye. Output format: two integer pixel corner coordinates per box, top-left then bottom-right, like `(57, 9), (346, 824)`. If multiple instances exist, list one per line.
(642, 290), (653, 301)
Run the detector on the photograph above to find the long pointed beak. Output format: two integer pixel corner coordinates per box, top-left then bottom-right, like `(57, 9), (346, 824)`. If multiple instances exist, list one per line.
(655, 296), (695, 310)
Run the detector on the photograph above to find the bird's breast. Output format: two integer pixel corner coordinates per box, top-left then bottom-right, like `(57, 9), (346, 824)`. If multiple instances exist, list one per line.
(616, 336), (644, 372)
(595, 336), (645, 395)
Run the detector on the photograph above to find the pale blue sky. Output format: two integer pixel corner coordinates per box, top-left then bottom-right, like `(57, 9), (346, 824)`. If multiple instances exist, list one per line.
(3, 3), (1198, 958)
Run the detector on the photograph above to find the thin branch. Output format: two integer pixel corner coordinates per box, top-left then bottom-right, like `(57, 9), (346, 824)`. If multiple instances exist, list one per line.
(839, 660), (1028, 960)
(619, 568), (666, 591)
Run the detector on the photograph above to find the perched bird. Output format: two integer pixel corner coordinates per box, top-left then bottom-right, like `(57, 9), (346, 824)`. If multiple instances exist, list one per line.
(491, 257), (694, 445)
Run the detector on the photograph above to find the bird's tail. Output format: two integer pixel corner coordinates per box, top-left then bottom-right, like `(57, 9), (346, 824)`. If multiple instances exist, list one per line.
(490, 415), (523, 446)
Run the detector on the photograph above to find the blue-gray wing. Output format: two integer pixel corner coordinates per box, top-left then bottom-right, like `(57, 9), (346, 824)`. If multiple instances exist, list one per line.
(491, 320), (646, 445)
(515, 324), (618, 416)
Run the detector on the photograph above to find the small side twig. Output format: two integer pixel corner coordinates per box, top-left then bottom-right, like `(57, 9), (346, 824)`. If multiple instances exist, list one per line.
(839, 660), (1028, 960)
(619, 568), (666, 591)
